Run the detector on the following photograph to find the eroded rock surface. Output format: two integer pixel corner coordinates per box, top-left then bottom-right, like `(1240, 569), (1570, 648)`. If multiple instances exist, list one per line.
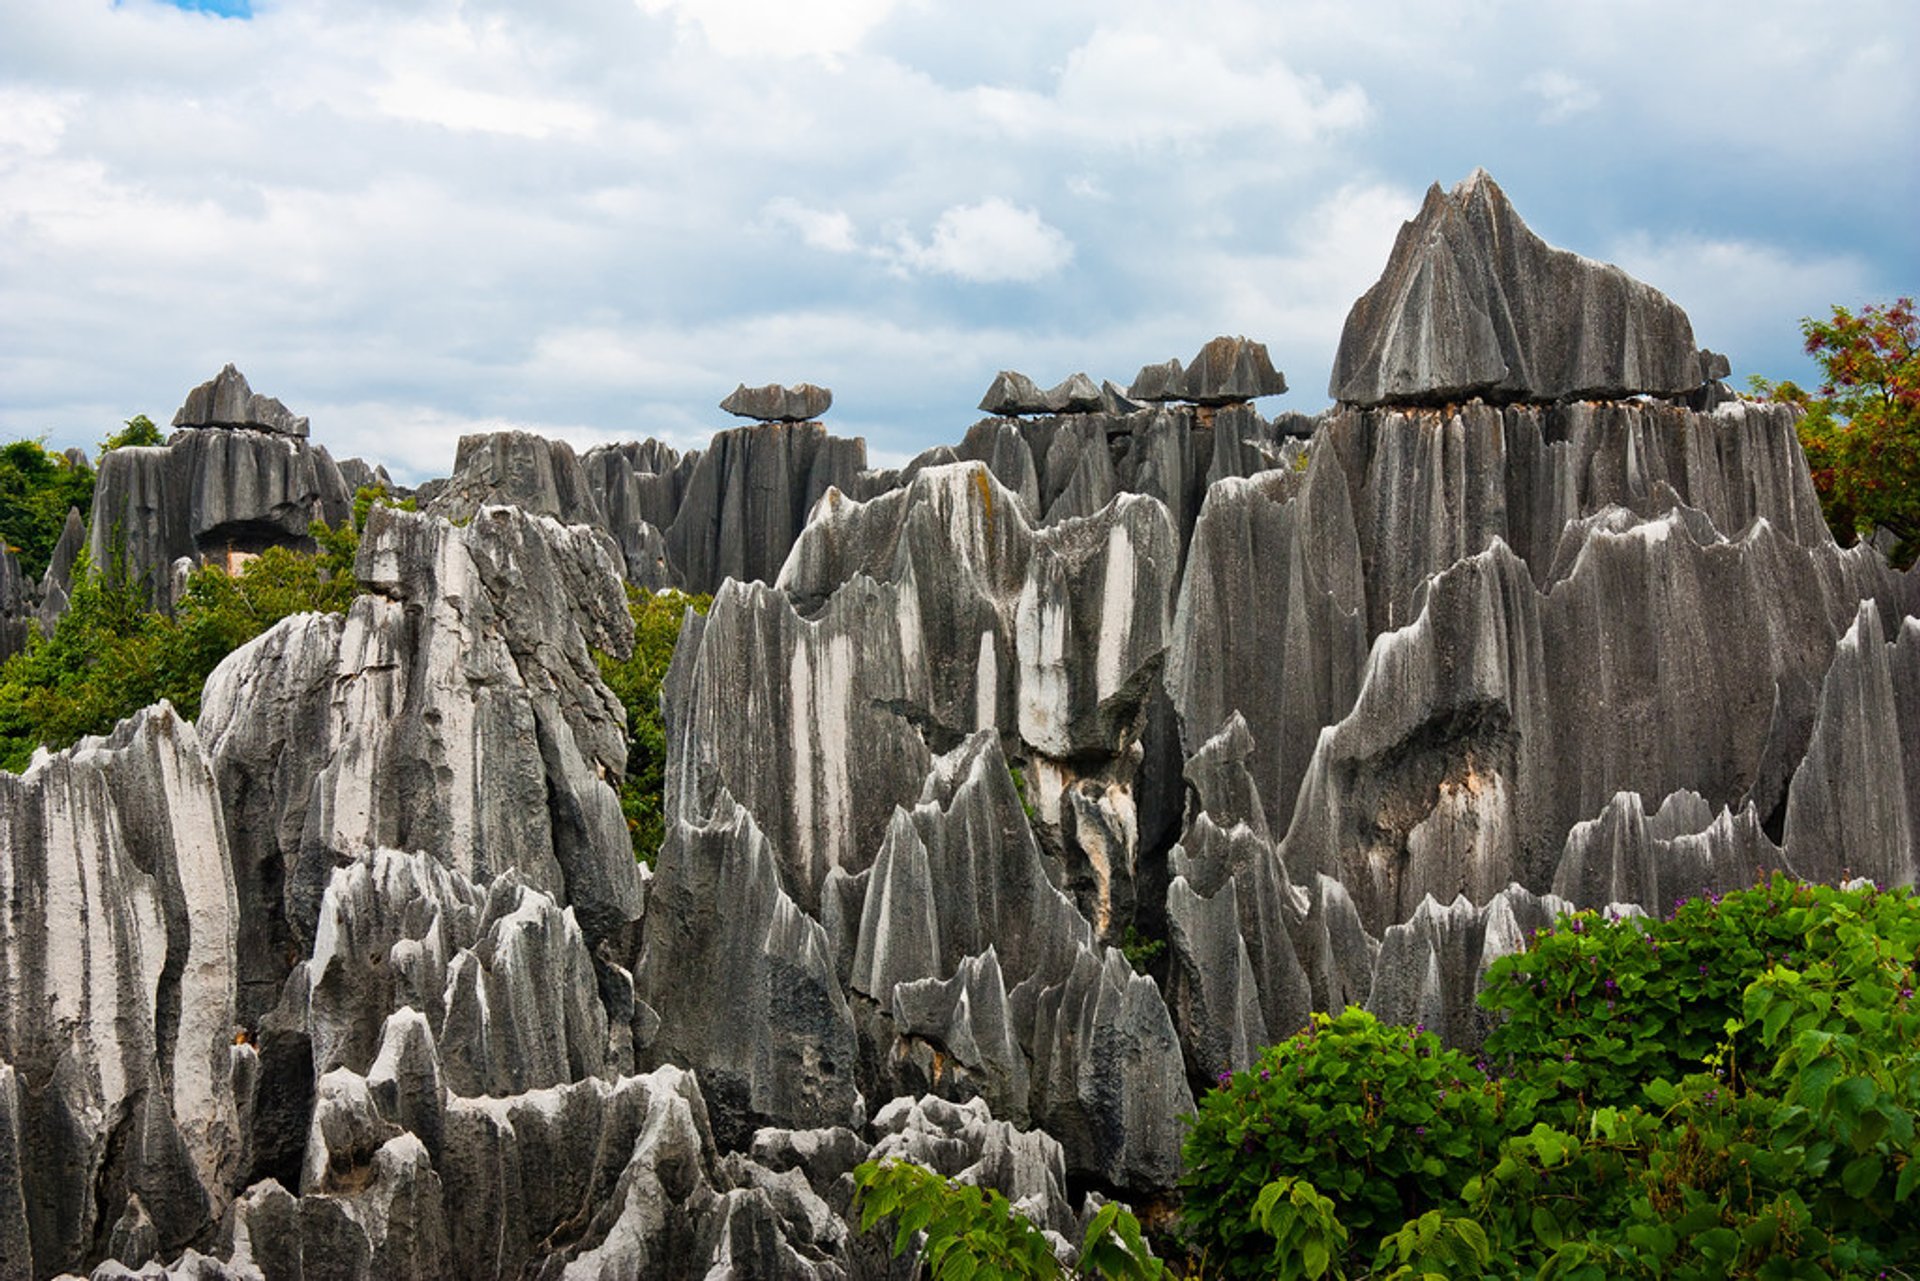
(1330, 170), (1703, 406)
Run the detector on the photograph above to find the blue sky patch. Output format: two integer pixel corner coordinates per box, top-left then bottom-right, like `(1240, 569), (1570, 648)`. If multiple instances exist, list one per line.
(158, 0), (253, 17)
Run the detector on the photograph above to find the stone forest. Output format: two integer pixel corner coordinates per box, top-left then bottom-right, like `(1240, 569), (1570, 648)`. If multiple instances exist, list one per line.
(0, 172), (1915, 1279)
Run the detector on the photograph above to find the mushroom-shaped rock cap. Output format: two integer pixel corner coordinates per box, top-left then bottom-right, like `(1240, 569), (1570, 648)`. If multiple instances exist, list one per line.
(1127, 358), (1185, 403)
(1330, 170), (1703, 407)
(978, 371), (1106, 416)
(1179, 336), (1287, 405)
(721, 382), (833, 422)
(172, 363), (309, 437)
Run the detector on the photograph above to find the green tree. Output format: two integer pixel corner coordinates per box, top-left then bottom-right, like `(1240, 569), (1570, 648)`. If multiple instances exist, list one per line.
(0, 438), (93, 581)
(1755, 298), (1920, 568)
(594, 587), (710, 864)
(98, 414), (165, 458)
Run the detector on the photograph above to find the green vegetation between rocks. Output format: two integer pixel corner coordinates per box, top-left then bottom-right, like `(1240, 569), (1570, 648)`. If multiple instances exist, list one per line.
(1182, 875), (1919, 1279)
(0, 485), (400, 772)
(853, 1156), (1168, 1280)
(0, 439), (95, 583)
(860, 878), (1916, 1279)
(593, 585), (710, 865)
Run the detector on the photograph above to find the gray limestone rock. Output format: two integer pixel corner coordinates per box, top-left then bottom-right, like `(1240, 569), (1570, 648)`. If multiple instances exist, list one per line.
(36, 507), (86, 636)
(424, 429), (605, 528)
(889, 948), (1033, 1126)
(979, 371), (1049, 417)
(1126, 359), (1185, 404)
(722, 382), (834, 422)
(0, 547), (27, 664)
(1783, 601), (1920, 887)
(87, 423), (351, 610)
(849, 733), (1091, 1003)
(866, 1095), (1076, 1238)
(1019, 945), (1193, 1190)
(0, 706), (239, 1278)
(664, 419), (866, 593)
(172, 365), (309, 437)
(636, 791), (860, 1147)
(1167, 449), (1367, 840)
(1552, 791), (1788, 909)
(197, 505), (643, 1026)
(1275, 509), (1900, 932)
(1366, 884), (1572, 1048)
(1179, 336), (1287, 406)
(302, 850), (609, 1096)
(1330, 170), (1703, 406)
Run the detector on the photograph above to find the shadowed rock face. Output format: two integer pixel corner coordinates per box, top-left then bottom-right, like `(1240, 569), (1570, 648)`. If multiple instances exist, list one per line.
(0, 548), (27, 664)
(1330, 170), (1703, 406)
(89, 374), (353, 610)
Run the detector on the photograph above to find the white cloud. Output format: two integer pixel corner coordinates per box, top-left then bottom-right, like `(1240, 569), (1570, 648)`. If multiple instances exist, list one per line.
(372, 76), (598, 138)
(1605, 233), (1877, 380)
(764, 197), (859, 254)
(890, 199), (1073, 283)
(634, 0), (898, 61)
(0, 0), (1910, 477)
(972, 21), (1368, 148)
(1522, 70), (1598, 123)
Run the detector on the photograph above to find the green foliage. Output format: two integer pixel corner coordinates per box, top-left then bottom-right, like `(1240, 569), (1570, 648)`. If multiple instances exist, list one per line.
(593, 586), (710, 865)
(1118, 923), (1164, 975)
(0, 437), (93, 582)
(1180, 1008), (1512, 1275)
(0, 492), (389, 772)
(852, 1159), (1166, 1280)
(1252, 1177), (1349, 1279)
(1754, 297), (1920, 567)
(1479, 885), (1811, 1118)
(1180, 877), (1920, 1279)
(98, 414), (164, 457)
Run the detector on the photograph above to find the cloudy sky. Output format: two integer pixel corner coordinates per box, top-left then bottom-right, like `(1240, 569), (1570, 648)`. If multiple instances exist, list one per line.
(2, 0), (1914, 480)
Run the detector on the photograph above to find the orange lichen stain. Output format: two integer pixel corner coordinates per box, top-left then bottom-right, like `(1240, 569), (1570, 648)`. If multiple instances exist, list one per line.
(931, 1048), (949, 1084)
(971, 465), (994, 529)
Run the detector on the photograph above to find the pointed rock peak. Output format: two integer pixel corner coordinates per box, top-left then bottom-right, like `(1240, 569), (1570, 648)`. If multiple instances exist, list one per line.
(1330, 170), (1704, 407)
(721, 382), (833, 422)
(172, 363), (310, 437)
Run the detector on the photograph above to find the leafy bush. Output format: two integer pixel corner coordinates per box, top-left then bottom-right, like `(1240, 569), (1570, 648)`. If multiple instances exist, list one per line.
(1180, 1008), (1514, 1275)
(1180, 878), (1919, 1279)
(1478, 884), (1813, 1118)
(593, 586), (710, 864)
(852, 1158), (1166, 1280)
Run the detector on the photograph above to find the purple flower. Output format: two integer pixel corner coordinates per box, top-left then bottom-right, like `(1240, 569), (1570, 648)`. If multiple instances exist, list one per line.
(1260, 1069), (1271, 1081)
(1415, 1126), (1427, 1137)
(1704, 1089), (1719, 1103)
(1215, 1071), (1231, 1088)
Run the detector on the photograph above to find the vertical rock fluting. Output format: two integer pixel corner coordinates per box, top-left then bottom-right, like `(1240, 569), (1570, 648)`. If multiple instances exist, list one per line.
(0, 706), (239, 1277)
(196, 504), (645, 1028)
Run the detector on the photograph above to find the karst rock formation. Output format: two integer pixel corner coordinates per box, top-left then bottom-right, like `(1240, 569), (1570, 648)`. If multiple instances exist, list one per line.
(2, 170), (1916, 1278)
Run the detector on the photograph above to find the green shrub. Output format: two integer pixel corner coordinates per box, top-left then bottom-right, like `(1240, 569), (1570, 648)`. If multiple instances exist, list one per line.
(1179, 878), (1919, 1279)
(1479, 883), (1813, 1119)
(593, 586), (710, 864)
(1179, 1008), (1514, 1275)
(852, 1158), (1166, 1280)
